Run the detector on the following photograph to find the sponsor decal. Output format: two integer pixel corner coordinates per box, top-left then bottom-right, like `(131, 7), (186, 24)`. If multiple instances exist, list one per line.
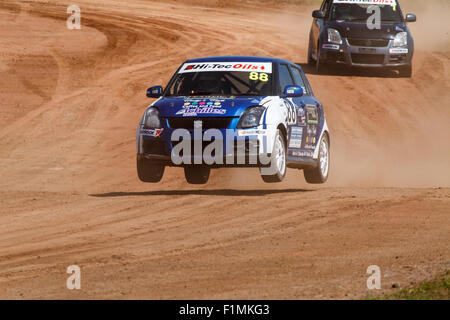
(306, 105), (319, 125)
(238, 129), (267, 136)
(179, 62), (273, 74)
(292, 150), (313, 157)
(297, 108), (306, 126)
(178, 99), (227, 117)
(141, 128), (163, 137)
(305, 136), (317, 147)
(284, 100), (297, 125)
(389, 48), (408, 54)
(323, 44), (340, 50)
(288, 127), (303, 149)
(306, 125), (318, 137)
(176, 107), (226, 117)
(249, 72), (269, 82)
(333, 0), (396, 6)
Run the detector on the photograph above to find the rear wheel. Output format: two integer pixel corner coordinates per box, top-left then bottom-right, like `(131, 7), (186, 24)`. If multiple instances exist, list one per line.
(184, 166), (210, 184)
(304, 134), (330, 184)
(260, 130), (287, 183)
(137, 156), (165, 183)
(398, 64), (412, 78)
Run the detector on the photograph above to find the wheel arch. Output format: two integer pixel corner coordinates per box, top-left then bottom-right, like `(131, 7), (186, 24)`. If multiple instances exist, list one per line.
(277, 123), (288, 145)
(323, 129), (330, 148)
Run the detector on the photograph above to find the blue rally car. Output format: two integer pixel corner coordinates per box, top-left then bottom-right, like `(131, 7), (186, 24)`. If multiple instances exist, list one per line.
(136, 56), (330, 184)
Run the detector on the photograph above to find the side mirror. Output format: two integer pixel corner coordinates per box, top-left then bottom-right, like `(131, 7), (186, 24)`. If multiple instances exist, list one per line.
(283, 85), (303, 98)
(312, 10), (325, 19)
(405, 14), (416, 22)
(146, 85), (163, 98)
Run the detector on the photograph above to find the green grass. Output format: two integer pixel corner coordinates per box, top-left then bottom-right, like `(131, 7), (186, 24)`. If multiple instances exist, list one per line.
(367, 271), (450, 300)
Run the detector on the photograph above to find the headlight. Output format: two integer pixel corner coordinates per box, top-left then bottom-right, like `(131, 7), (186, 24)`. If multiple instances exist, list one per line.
(237, 106), (265, 129)
(393, 32), (407, 47)
(327, 28), (342, 45)
(143, 107), (161, 128)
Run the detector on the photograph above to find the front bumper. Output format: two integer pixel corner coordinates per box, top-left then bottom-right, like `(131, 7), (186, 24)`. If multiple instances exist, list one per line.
(320, 38), (412, 68)
(137, 124), (277, 167)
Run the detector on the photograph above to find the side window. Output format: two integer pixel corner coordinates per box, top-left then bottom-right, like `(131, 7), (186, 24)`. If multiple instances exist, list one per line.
(289, 66), (308, 95)
(278, 64), (294, 95)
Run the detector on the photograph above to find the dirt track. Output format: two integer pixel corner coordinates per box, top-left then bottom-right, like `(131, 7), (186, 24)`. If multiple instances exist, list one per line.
(0, 0), (449, 299)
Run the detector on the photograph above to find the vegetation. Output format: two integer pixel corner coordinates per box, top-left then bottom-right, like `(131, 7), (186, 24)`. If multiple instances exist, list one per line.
(367, 271), (450, 300)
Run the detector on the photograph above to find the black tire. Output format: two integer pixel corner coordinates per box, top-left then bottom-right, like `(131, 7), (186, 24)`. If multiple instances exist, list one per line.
(260, 129), (287, 183)
(315, 44), (324, 73)
(307, 36), (315, 66)
(304, 133), (330, 184)
(137, 156), (165, 183)
(184, 166), (210, 184)
(398, 64), (412, 78)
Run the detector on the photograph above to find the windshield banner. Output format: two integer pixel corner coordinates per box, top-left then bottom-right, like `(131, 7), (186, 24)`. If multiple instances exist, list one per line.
(333, 0), (396, 6)
(179, 62), (273, 74)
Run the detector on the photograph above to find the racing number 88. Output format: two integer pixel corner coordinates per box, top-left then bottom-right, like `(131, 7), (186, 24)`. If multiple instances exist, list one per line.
(249, 72), (268, 82)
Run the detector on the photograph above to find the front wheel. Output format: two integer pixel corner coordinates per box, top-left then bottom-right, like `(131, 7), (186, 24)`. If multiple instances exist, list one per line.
(315, 44), (324, 73)
(260, 129), (287, 183)
(307, 36), (315, 66)
(184, 166), (210, 184)
(398, 64), (412, 78)
(304, 134), (330, 184)
(137, 156), (165, 183)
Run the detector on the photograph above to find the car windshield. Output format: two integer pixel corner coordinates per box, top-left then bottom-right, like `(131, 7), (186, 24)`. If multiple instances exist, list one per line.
(330, 4), (402, 22)
(165, 62), (273, 97)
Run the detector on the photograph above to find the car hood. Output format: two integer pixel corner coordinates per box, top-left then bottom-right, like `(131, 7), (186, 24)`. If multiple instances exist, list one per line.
(153, 96), (271, 118)
(327, 21), (407, 39)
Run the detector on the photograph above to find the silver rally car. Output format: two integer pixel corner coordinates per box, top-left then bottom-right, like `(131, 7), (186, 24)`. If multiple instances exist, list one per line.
(308, 0), (416, 77)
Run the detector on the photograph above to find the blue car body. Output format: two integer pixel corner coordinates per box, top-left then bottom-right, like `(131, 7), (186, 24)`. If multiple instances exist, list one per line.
(136, 56), (330, 183)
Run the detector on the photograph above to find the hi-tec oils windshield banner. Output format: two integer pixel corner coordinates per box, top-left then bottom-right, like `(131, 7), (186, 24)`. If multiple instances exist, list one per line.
(333, 0), (396, 6)
(179, 62), (273, 74)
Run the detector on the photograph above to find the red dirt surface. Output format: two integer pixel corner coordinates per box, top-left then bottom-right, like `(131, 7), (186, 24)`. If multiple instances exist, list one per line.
(0, 0), (448, 299)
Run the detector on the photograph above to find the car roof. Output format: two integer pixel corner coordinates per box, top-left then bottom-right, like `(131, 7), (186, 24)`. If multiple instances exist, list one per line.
(184, 56), (298, 67)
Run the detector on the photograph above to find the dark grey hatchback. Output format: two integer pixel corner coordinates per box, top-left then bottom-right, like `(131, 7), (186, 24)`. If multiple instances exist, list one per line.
(308, 0), (416, 77)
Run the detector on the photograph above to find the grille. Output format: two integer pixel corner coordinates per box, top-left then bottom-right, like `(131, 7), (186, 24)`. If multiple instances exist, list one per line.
(167, 117), (234, 130)
(172, 139), (222, 157)
(172, 138), (260, 163)
(351, 54), (384, 65)
(327, 51), (345, 62)
(348, 39), (389, 47)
